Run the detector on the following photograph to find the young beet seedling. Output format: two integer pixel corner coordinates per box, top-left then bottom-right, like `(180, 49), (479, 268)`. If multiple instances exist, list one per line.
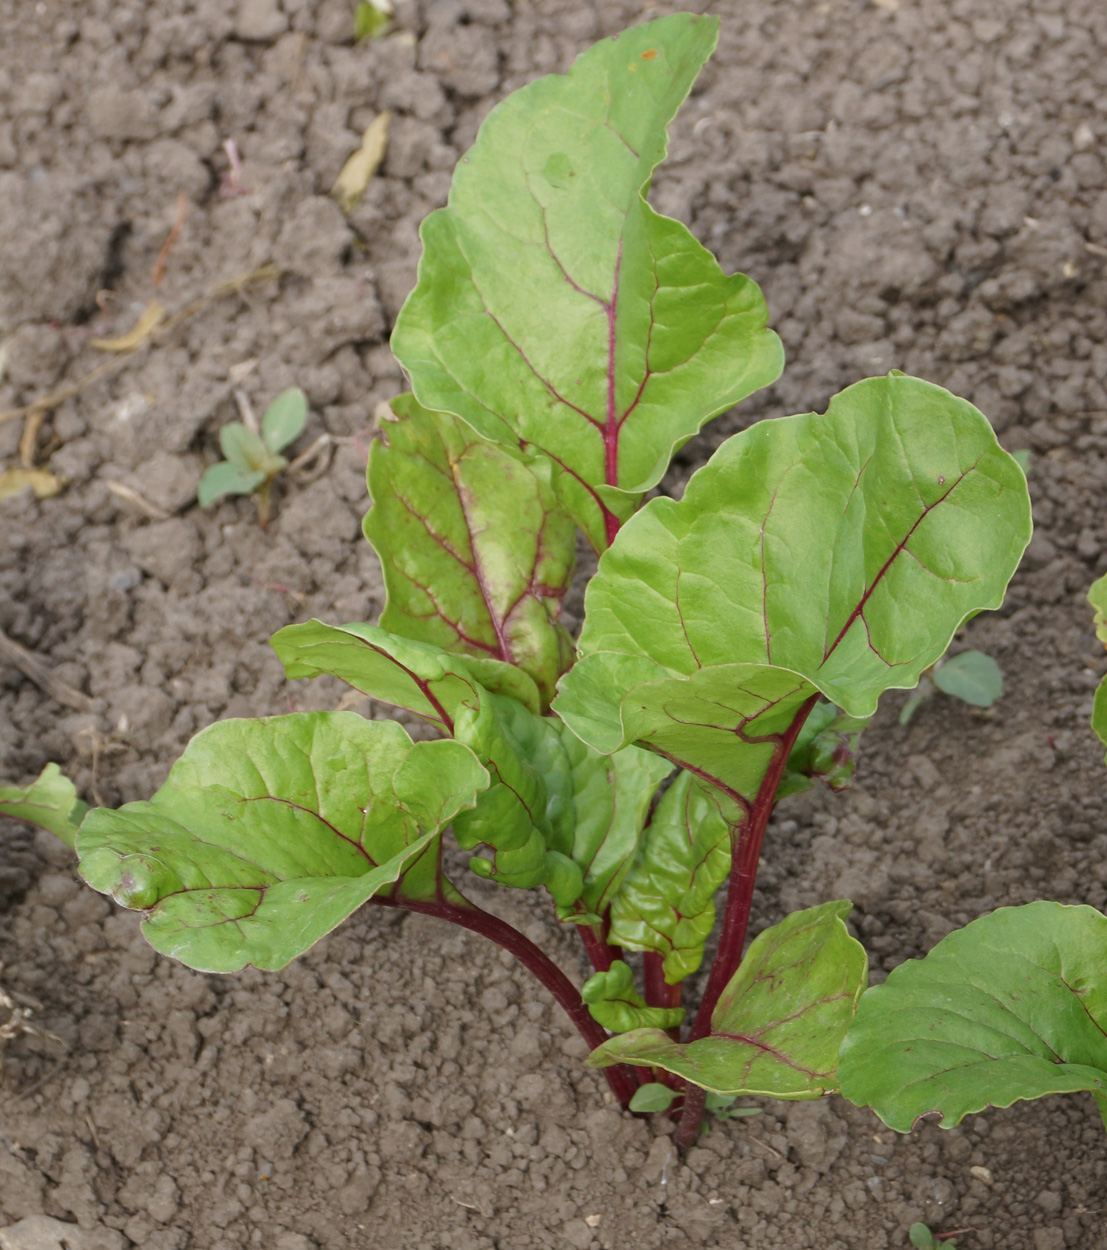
(835, 575), (1107, 1137)
(12, 15), (1032, 1147)
(197, 386), (309, 528)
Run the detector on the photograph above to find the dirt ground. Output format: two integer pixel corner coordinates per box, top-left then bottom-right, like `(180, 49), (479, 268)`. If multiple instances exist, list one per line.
(2, 0), (1107, 1245)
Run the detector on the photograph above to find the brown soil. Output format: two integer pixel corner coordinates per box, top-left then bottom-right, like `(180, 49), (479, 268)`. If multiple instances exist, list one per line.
(2, 0), (1107, 1247)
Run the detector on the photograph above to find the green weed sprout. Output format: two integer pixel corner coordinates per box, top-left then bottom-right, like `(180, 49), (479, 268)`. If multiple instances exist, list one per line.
(898, 650), (1003, 724)
(198, 387), (309, 528)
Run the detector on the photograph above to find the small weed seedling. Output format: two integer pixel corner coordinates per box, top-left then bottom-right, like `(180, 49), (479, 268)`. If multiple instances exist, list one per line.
(898, 650), (1003, 724)
(9, 16), (1032, 1148)
(198, 387), (308, 528)
(909, 1226), (958, 1250)
(354, 0), (391, 41)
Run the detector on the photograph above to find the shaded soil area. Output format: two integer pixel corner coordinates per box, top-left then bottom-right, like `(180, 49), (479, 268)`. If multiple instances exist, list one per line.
(3, 0), (1107, 1246)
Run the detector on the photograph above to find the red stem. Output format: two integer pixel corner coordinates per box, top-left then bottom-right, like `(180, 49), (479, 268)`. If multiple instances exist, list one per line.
(377, 895), (639, 1108)
(578, 922), (621, 972)
(687, 696), (819, 1044)
(673, 1083), (707, 1149)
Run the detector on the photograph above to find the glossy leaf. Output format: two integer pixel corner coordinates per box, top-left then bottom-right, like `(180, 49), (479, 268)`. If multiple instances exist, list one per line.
(555, 725), (672, 923)
(365, 394), (575, 708)
(838, 902), (1107, 1132)
(607, 770), (731, 983)
(198, 460), (267, 506)
(589, 901), (868, 1097)
(582, 960), (684, 1033)
(932, 650), (1002, 707)
(391, 13), (782, 550)
(0, 763), (87, 848)
(555, 375), (1032, 793)
(77, 714), (488, 972)
(261, 387), (309, 454)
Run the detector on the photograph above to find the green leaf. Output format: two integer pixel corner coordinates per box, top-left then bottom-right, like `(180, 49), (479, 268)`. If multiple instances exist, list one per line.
(931, 650), (1002, 707)
(628, 1082), (678, 1113)
(261, 388), (309, 454)
(780, 702), (869, 797)
(555, 375), (1032, 794)
(0, 763), (87, 848)
(272, 618), (542, 724)
(198, 460), (267, 507)
(365, 395), (576, 708)
(219, 421), (283, 474)
(272, 619), (579, 902)
(838, 901), (1107, 1132)
(589, 901), (868, 1097)
(1011, 448), (1031, 476)
(898, 682), (932, 726)
(391, 13), (783, 550)
(581, 959), (684, 1033)
(607, 771), (731, 983)
(77, 714), (489, 972)
(554, 726), (672, 923)
(354, 0), (390, 41)
(1089, 572), (1107, 650)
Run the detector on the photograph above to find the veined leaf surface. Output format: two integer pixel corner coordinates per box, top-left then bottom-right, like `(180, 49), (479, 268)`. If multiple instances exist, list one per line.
(0, 763), (87, 848)
(555, 375), (1032, 792)
(77, 714), (489, 972)
(839, 902), (1107, 1131)
(589, 901), (867, 1096)
(607, 770), (731, 983)
(391, 13), (782, 549)
(365, 395), (575, 708)
(582, 960), (684, 1033)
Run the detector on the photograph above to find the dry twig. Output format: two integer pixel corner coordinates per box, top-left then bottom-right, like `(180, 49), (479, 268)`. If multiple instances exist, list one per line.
(0, 625), (94, 713)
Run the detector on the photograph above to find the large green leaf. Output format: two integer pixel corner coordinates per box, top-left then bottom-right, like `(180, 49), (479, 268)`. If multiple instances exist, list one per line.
(0, 763), (87, 848)
(365, 395), (575, 708)
(607, 770), (731, 983)
(582, 959), (684, 1033)
(390, 13), (783, 550)
(589, 901), (867, 1096)
(555, 375), (1032, 793)
(77, 714), (489, 972)
(838, 902), (1107, 1132)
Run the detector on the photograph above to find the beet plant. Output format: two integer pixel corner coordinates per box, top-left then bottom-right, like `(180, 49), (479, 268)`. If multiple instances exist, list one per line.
(7, 14), (1033, 1146)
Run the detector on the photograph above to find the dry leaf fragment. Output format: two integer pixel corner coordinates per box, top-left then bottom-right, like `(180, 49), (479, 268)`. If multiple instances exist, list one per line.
(0, 468), (62, 502)
(89, 300), (167, 352)
(332, 111), (391, 214)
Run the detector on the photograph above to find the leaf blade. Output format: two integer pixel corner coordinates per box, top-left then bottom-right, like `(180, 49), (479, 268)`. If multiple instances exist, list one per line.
(0, 763), (86, 848)
(391, 14), (782, 548)
(77, 714), (489, 972)
(365, 395), (576, 707)
(261, 387), (309, 453)
(838, 901), (1107, 1131)
(589, 901), (868, 1097)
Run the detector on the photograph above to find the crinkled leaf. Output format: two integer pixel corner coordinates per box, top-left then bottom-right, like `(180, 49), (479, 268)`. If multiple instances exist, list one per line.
(582, 960), (684, 1033)
(198, 460), (267, 506)
(556, 375), (1032, 794)
(838, 902), (1107, 1132)
(779, 702), (869, 799)
(391, 13), (782, 550)
(0, 763), (87, 848)
(452, 689), (582, 903)
(365, 394), (575, 708)
(219, 421), (284, 474)
(554, 725), (672, 923)
(272, 620), (576, 902)
(77, 714), (488, 972)
(589, 901), (868, 1097)
(607, 771), (730, 983)
(932, 650), (1002, 708)
(261, 387), (309, 454)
